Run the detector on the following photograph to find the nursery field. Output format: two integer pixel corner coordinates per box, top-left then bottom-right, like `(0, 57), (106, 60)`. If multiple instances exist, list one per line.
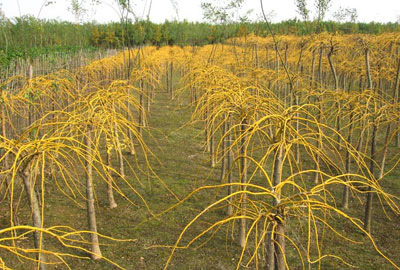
(1, 32), (400, 270)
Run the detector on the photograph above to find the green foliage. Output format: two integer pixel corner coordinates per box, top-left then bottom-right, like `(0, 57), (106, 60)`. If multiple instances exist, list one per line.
(0, 15), (399, 64)
(295, 0), (310, 21)
(0, 45), (96, 68)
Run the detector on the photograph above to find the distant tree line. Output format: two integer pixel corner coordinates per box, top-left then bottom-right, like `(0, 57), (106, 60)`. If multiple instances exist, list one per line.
(1, 16), (400, 64)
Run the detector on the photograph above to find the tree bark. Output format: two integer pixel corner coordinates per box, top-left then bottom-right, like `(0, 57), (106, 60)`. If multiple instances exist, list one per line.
(169, 62), (174, 99)
(106, 144), (118, 209)
(210, 121), (216, 168)
(227, 119), (233, 216)
(115, 124), (125, 179)
(21, 163), (47, 270)
(365, 48), (373, 89)
(85, 126), (102, 260)
(1, 94), (18, 225)
(342, 111), (354, 209)
(238, 118), (248, 248)
(272, 144), (285, 270)
(220, 119), (227, 183)
(265, 230), (275, 270)
(363, 122), (377, 233)
(314, 46), (324, 184)
(139, 79), (146, 135)
(393, 58), (400, 147)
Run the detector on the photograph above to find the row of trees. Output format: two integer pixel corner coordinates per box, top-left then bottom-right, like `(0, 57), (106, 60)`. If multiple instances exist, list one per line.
(0, 46), (164, 269)
(1, 30), (400, 269)
(1, 15), (400, 64)
(157, 32), (400, 269)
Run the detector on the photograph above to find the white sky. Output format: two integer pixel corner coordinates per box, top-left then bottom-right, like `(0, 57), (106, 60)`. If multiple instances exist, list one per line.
(1, 0), (399, 23)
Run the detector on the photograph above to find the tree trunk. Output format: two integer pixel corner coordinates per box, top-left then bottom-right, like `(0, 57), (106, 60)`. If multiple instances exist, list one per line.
(21, 164), (47, 270)
(272, 144), (285, 270)
(165, 62), (169, 93)
(365, 48), (373, 89)
(238, 119), (248, 248)
(265, 230), (275, 270)
(210, 121), (216, 168)
(363, 122), (377, 233)
(169, 62), (174, 99)
(220, 119), (227, 183)
(139, 79), (145, 135)
(314, 46), (324, 184)
(363, 46), (376, 233)
(227, 119), (233, 216)
(28, 64), (34, 138)
(106, 144), (118, 209)
(342, 111), (354, 209)
(127, 82), (136, 156)
(310, 49), (316, 87)
(393, 58), (400, 147)
(146, 82), (151, 113)
(1, 98), (19, 225)
(327, 46), (341, 149)
(378, 123), (391, 182)
(318, 45), (324, 86)
(85, 126), (102, 260)
(327, 48), (338, 90)
(115, 124), (125, 179)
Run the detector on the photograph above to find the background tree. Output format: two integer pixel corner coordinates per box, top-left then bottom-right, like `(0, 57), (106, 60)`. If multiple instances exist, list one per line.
(315, 0), (332, 22)
(333, 7), (358, 23)
(201, 0), (253, 24)
(295, 0), (310, 21)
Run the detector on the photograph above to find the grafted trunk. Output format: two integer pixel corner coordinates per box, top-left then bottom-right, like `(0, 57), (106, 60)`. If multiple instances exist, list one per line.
(21, 164), (47, 270)
(227, 119), (234, 216)
(255, 44), (259, 67)
(139, 79), (146, 134)
(1, 98), (18, 224)
(327, 48), (338, 90)
(127, 83), (136, 156)
(238, 118), (248, 248)
(365, 48), (373, 89)
(275, 45), (280, 98)
(85, 126), (102, 260)
(146, 82), (151, 113)
(274, 222), (286, 270)
(363, 46), (376, 233)
(265, 230), (275, 270)
(205, 98), (211, 153)
(106, 143), (117, 209)
(283, 45), (289, 106)
(314, 46), (324, 184)
(378, 123), (391, 182)
(210, 121), (216, 168)
(115, 124), (125, 178)
(272, 144), (285, 270)
(363, 122), (377, 233)
(266, 144), (286, 270)
(342, 111), (354, 209)
(165, 62), (169, 93)
(28, 65), (34, 138)
(169, 62), (174, 99)
(393, 58), (400, 147)
(295, 94), (300, 164)
(328, 46), (342, 149)
(318, 45), (324, 86)
(220, 119), (227, 183)
(310, 49), (316, 87)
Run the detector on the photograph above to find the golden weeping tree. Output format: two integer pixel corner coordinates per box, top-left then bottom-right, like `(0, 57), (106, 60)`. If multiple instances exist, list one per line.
(159, 101), (400, 270)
